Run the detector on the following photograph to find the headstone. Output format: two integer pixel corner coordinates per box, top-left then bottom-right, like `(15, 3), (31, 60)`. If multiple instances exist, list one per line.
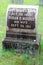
(39, 0), (43, 5)
(11, 0), (14, 3)
(11, 0), (24, 4)
(2, 5), (40, 55)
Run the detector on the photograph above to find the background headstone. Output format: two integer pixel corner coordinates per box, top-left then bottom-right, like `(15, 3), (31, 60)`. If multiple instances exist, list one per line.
(39, 0), (43, 5)
(11, 0), (24, 4)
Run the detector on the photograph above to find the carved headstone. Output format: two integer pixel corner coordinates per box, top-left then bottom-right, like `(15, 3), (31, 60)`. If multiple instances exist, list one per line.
(2, 5), (40, 55)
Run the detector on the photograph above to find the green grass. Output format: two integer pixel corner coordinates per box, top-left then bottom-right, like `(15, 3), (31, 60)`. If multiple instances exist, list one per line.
(0, 0), (43, 65)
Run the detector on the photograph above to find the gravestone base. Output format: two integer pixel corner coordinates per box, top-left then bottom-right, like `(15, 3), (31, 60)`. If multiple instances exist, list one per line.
(2, 34), (40, 55)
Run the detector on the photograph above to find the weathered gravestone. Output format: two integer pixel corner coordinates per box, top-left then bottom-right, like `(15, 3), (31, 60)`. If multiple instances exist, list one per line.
(2, 5), (41, 55)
